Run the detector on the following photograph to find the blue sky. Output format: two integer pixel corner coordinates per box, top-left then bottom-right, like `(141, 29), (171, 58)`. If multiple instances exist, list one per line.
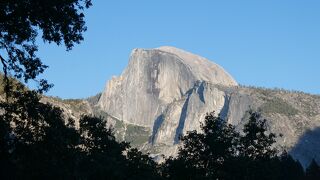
(37, 0), (320, 99)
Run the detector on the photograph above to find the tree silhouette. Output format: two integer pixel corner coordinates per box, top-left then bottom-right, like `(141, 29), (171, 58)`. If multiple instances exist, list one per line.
(162, 111), (307, 180)
(0, 87), (163, 179)
(126, 148), (162, 180)
(0, 1), (164, 179)
(0, 84), (314, 179)
(240, 112), (277, 159)
(305, 159), (320, 180)
(77, 115), (163, 179)
(0, 102), (13, 179)
(278, 152), (304, 180)
(162, 112), (240, 179)
(0, 1), (93, 177)
(1, 1), (93, 174)
(0, 88), (78, 178)
(77, 115), (129, 179)
(0, 0), (92, 93)
(236, 111), (279, 180)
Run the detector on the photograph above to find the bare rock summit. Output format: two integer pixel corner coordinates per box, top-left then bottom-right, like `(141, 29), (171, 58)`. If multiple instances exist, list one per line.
(98, 46), (237, 128)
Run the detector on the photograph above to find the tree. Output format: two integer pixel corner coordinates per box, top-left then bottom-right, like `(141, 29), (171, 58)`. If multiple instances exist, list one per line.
(0, 88), (162, 179)
(0, 102), (13, 179)
(126, 148), (163, 180)
(0, 2), (92, 176)
(162, 111), (285, 180)
(0, 83), (81, 179)
(0, 3), (162, 179)
(0, 2), (93, 174)
(240, 112), (277, 159)
(77, 116), (163, 179)
(162, 112), (241, 179)
(0, 0), (92, 93)
(77, 116), (129, 179)
(278, 152), (304, 180)
(237, 111), (279, 180)
(305, 159), (320, 180)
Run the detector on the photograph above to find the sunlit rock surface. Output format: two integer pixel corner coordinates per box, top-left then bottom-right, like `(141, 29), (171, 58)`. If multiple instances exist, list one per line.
(92, 46), (320, 166)
(98, 46), (237, 128)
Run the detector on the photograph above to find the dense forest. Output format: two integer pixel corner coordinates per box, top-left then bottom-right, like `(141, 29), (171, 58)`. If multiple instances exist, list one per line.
(1, 85), (320, 179)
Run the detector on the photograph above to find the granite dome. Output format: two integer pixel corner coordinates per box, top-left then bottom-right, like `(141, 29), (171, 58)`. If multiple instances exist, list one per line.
(97, 46), (237, 127)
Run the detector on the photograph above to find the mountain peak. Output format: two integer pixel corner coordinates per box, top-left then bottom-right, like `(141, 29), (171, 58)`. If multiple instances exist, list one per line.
(98, 46), (238, 127)
(131, 46), (238, 87)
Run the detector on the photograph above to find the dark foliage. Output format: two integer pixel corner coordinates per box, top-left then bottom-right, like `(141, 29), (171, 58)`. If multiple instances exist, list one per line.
(278, 152), (305, 180)
(0, 86), (319, 179)
(0, 0), (92, 93)
(0, 82), (161, 179)
(77, 115), (129, 179)
(125, 148), (162, 180)
(0, 84), (81, 179)
(0, 1), (164, 179)
(240, 112), (277, 159)
(161, 111), (308, 180)
(305, 159), (320, 180)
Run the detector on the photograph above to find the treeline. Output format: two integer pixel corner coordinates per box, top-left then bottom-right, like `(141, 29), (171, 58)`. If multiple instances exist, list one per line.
(161, 112), (320, 180)
(0, 85), (159, 179)
(1, 87), (320, 179)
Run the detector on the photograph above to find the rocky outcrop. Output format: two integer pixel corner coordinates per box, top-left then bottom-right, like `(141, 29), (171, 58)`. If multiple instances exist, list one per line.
(91, 46), (320, 166)
(41, 96), (93, 128)
(151, 82), (227, 146)
(97, 47), (237, 128)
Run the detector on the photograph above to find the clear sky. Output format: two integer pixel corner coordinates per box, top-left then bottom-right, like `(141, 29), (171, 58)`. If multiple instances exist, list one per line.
(37, 0), (320, 99)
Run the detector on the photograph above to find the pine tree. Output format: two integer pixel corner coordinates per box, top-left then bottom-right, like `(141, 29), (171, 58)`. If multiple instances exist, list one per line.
(278, 152), (304, 180)
(305, 159), (320, 180)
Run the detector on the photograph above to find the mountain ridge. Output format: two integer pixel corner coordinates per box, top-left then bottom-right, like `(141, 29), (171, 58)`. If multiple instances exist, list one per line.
(40, 46), (320, 167)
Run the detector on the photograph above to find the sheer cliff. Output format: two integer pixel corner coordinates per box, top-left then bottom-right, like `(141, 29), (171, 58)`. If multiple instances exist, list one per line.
(97, 47), (237, 127)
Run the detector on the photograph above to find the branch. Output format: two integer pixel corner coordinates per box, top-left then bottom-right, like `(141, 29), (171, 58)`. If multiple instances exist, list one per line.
(0, 54), (10, 101)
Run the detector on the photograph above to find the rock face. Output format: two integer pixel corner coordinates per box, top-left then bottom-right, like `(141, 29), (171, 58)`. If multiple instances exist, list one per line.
(98, 46), (237, 128)
(93, 46), (320, 166)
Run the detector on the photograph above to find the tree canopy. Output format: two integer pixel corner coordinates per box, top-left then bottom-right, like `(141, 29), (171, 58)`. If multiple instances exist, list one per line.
(161, 111), (308, 180)
(0, 86), (162, 179)
(0, 0), (92, 92)
(305, 159), (320, 180)
(0, 88), (319, 179)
